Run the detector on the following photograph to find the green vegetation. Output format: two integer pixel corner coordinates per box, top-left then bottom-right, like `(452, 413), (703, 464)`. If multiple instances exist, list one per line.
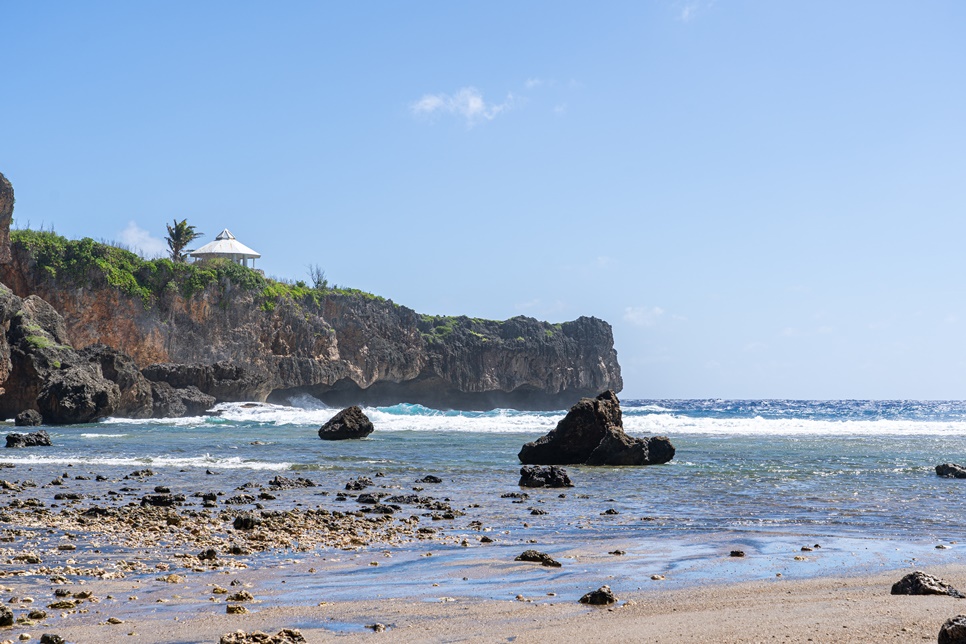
(165, 219), (204, 263)
(10, 228), (386, 311)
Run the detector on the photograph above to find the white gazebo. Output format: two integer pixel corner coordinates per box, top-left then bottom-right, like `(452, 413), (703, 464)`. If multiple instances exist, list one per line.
(189, 229), (261, 267)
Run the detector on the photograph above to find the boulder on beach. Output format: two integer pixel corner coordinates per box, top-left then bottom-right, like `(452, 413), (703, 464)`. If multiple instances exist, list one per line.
(518, 465), (574, 488)
(6, 429), (51, 448)
(940, 615), (966, 644)
(318, 405), (373, 440)
(579, 585), (618, 605)
(518, 390), (674, 466)
(937, 464), (966, 479)
(14, 409), (42, 426)
(891, 571), (964, 598)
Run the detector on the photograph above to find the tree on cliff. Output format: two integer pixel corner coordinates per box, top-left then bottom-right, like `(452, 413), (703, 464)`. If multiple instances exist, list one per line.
(165, 219), (203, 263)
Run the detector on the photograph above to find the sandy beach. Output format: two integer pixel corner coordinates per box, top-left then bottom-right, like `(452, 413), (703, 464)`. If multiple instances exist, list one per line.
(7, 565), (966, 643)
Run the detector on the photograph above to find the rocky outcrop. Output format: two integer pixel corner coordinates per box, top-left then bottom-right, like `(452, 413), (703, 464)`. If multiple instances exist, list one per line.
(14, 409), (42, 426)
(318, 406), (373, 440)
(6, 429), (51, 448)
(891, 571), (964, 598)
(0, 173), (12, 264)
(518, 465), (574, 488)
(519, 391), (674, 466)
(150, 381), (215, 418)
(142, 362), (271, 403)
(0, 230), (621, 411)
(937, 464), (966, 479)
(0, 281), (225, 422)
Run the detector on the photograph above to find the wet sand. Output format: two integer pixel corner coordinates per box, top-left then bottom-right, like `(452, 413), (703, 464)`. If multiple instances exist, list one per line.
(9, 566), (966, 643)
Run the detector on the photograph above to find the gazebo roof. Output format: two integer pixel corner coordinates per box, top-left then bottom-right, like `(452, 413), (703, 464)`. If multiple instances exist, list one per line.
(189, 229), (261, 259)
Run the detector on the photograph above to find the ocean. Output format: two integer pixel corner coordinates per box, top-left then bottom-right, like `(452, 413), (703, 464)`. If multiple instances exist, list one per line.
(5, 397), (966, 602)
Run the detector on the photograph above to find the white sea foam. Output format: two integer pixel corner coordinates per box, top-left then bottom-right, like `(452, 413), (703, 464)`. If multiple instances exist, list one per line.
(623, 414), (966, 437)
(79, 433), (129, 438)
(0, 453), (291, 470)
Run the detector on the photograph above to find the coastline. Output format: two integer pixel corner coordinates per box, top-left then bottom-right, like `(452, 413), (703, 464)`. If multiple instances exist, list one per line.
(13, 564), (966, 643)
(5, 398), (966, 642)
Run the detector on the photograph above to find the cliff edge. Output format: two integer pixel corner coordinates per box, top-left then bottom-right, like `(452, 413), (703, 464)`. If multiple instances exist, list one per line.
(0, 229), (622, 411)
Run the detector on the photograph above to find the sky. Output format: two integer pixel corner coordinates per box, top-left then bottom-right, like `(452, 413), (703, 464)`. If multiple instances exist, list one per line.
(2, 1), (965, 399)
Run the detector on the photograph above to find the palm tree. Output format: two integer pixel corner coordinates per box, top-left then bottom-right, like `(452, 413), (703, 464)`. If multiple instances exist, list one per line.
(165, 219), (203, 263)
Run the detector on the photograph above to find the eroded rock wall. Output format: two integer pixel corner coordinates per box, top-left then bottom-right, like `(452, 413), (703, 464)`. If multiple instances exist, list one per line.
(0, 241), (623, 411)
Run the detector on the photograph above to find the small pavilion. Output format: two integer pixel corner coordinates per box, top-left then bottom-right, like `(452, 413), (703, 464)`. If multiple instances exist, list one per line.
(189, 229), (261, 268)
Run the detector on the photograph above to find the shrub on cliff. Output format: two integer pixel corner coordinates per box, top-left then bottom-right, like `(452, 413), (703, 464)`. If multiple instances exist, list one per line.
(8, 229), (386, 311)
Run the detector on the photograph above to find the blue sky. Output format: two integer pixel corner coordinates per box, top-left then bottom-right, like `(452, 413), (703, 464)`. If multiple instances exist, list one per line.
(3, 1), (965, 399)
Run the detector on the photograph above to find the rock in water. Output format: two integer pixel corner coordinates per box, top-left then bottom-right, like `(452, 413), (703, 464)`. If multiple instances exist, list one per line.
(6, 429), (51, 448)
(937, 464), (966, 479)
(518, 465), (574, 488)
(891, 571), (965, 598)
(519, 390), (674, 466)
(14, 409), (42, 426)
(940, 615), (966, 644)
(579, 585), (618, 605)
(319, 406), (374, 440)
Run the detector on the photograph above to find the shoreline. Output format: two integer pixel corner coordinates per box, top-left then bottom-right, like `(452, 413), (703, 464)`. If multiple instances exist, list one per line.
(8, 565), (966, 643)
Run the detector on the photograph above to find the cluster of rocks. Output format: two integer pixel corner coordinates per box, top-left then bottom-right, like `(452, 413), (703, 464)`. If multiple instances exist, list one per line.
(519, 390), (674, 466)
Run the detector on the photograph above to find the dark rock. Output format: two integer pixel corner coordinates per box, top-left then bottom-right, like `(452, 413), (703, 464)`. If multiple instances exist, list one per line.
(233, 514), (260, 530)
(40, 636), (67, 644)
(345, 477), (373, 491)
(518, 465), (573, 488)
(730, 550), (746, 557)
(519, 390), (675, 466)
(0, 603), (12, 626)
(891, 571), (964, 598)
(579, 585), (618, 606)
(14, 409), (42, 426)
(419, 475), (442, 484)
(6, 430), (51, 448)
(198, 548), (218, 561)
(515, 549), (562, 567)
(37, 366), (121, 424)
(79, 344), (154, 418)
(937, 464), (966, 479)
(318, 406), (373, 440)
(142, 361), (272, 403)
(149, 381), (215, 418)
(939, 615), (966, 644)
(140, 494), (185, 507)
(267, 475), (315, 489)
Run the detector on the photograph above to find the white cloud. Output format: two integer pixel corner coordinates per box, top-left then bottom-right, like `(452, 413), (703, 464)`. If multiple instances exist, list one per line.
(118, 221), (167, 258)
(554, 103), (567, 115)
(525, 78), (544, 89)
(677, 0), (715, 22)
(744, 342), (768, 353)
(410, 87), (514, 126)
(624, 306), (665, 327)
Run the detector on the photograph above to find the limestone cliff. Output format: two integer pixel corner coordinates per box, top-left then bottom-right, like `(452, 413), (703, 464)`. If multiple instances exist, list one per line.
(0, 230), (622, 411)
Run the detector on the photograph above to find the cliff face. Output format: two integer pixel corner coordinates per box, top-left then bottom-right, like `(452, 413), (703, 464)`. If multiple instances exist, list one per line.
(0, 236), (622, 411)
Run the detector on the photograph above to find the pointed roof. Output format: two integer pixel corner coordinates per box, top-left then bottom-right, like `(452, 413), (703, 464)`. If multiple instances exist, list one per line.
(189, 228), (261, 259)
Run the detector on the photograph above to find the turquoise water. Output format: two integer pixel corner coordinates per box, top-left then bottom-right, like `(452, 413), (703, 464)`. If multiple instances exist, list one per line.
(5, 398), (966, 600)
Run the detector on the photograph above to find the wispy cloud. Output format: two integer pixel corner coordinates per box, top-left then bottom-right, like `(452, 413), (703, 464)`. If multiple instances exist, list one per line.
(410, 87), (514, 126)
(624, 306), (665, 327)
(676, 0), (715, 22)
(118, 221), (167, 258)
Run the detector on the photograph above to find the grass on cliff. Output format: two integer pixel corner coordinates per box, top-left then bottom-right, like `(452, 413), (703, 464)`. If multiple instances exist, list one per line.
(10, 229), (385, 310)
